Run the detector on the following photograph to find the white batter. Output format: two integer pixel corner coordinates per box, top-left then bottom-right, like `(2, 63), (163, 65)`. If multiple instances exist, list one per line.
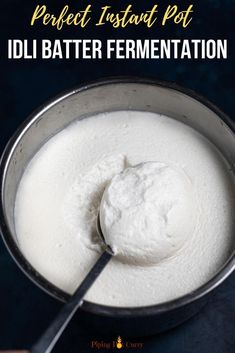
(15, 111), (235, 307)
(100, 162), (198, 265)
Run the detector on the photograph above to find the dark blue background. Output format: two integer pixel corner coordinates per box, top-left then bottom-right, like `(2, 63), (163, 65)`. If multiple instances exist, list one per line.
(0, 0), (235, 352)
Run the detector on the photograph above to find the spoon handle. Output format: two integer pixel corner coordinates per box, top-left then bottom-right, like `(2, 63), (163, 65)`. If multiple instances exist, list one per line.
(30, 251), (112, 353)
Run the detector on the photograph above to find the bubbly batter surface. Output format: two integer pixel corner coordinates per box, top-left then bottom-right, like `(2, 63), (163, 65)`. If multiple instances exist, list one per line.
(100, 161), (199, 265)
(15, 111), (235, 307)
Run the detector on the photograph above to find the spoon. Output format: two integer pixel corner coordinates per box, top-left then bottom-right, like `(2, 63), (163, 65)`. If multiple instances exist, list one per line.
(30, 214), (113, 353)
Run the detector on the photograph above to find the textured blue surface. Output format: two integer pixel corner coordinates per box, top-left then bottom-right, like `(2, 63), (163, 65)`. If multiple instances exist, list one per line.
(0, 0), (235, 352)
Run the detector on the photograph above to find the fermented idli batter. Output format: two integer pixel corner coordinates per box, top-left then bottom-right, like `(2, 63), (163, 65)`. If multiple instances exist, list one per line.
(15, 111), (235, 307)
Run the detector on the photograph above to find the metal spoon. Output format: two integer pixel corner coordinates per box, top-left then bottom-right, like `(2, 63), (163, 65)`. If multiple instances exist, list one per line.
(30, 214), (113, 353)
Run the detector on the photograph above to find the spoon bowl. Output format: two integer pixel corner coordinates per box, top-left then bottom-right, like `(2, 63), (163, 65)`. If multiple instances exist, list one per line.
(96, 211), (114, 255)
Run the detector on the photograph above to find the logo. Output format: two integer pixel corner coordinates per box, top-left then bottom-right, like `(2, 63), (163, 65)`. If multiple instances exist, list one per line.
(116, 336), (123, 349)
(90, 336), (144, 350)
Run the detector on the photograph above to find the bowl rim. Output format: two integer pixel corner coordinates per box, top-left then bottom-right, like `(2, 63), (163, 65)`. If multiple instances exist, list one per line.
(0, 76), (235, 318)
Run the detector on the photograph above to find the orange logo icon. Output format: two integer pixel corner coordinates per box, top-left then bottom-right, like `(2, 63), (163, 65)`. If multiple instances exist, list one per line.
(116, 336), (123, 349)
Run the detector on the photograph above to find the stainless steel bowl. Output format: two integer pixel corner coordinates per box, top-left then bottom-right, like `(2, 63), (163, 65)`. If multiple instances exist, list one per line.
(1, 77), (235, 336)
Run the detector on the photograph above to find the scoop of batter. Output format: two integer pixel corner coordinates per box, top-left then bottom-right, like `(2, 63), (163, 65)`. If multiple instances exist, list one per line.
(100, 162), (198, 265)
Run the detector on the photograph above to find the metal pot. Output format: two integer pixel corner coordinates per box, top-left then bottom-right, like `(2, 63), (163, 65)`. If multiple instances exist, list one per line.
(1, 78), (235, 336)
